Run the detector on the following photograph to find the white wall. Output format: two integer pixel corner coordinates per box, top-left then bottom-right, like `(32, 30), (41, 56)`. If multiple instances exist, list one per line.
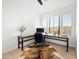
(2, 0), (40, 53)
(40, 5), (76, 48)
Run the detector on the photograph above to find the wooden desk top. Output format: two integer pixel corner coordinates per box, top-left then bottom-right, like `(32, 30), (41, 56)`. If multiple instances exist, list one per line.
(43, 34), (69, 39)
(17, 34), (69, 40)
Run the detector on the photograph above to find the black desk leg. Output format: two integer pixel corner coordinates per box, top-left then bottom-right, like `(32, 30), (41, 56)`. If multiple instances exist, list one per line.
(67, 38), (69, 52)
(18, 37), (20, 48)
(21, 38), (23, 51)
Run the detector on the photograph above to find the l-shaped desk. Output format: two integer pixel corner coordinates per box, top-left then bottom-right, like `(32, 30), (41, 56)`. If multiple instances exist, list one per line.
(17, 34), (69, 52)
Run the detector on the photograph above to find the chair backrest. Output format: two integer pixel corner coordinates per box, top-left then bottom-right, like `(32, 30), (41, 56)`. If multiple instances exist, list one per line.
(34, 32), (43, 43)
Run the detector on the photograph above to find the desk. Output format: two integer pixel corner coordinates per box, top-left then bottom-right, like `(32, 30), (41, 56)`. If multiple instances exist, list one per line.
(17, 34), (69, 52)
(44, 34), (69, 52)
(17, 35), (34, 50)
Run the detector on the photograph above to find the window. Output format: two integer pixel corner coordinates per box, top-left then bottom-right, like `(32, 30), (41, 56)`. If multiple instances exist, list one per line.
(62, 15), (71, 35)
(42, 17), (49, 34)
(42, 15), (72, 36)
(50, 16), (59, 35)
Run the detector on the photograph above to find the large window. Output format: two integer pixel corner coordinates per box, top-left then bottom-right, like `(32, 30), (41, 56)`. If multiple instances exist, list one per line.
(62, 15), (71, 35)
(50, 16), (59, 35)
(43, 17), (49, 34)
(42, 15), (72, 36)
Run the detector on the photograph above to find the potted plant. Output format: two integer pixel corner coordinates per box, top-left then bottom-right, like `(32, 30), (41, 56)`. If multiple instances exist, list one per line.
(18, 25), (26, 36)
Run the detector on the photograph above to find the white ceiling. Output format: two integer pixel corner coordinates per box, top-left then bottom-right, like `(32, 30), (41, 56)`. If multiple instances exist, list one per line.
(28, 0), (76, 14)
(32, 0), (76, 14)
(4, 0), (76, 14)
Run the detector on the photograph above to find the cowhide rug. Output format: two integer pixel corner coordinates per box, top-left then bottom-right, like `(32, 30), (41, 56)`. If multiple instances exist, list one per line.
(18, 44), (64, 59)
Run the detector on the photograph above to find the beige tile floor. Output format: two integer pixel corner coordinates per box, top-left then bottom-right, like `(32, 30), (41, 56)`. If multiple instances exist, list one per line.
(2, 42), (77, 59)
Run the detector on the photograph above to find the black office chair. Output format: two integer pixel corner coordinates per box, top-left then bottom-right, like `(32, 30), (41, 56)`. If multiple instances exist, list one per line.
(34, 32), (44, 47)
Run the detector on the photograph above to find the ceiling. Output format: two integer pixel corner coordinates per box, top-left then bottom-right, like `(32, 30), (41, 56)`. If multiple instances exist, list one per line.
(33, 0), (76, 14)
(3, 0), (76, 14)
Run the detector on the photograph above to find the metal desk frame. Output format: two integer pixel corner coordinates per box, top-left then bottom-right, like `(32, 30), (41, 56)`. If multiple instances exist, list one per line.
(17, 35), (69, 52)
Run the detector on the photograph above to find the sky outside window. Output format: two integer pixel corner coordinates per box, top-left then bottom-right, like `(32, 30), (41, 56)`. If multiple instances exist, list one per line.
(50, 16), (59, 27)
(62, 15), (71, 26)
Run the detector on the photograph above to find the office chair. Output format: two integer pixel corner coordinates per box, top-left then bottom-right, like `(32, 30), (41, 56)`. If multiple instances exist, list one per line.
(34, 32), (44, 47)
